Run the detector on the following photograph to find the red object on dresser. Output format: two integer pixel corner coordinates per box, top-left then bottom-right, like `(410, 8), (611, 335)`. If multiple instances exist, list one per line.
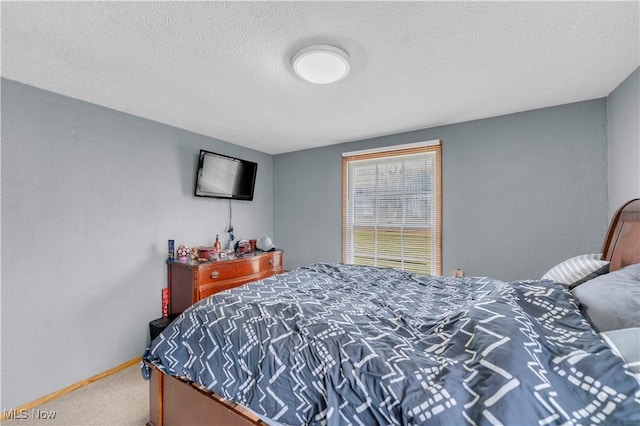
(161, 288), (169, 317)
(196, 246), (217, 260)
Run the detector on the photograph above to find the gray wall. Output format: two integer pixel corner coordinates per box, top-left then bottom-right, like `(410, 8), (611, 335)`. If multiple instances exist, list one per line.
(274, 100), (609, 281)
(0, 79), (274, 409)
(607, 67), (640, 218)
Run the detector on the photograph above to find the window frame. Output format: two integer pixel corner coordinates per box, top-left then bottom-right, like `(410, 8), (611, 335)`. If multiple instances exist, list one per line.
(341, 140), (442, 275)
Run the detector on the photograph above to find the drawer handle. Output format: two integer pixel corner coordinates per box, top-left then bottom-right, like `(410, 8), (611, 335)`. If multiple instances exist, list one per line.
(269, 259), (275, 267)
(210, 271), (220, 279)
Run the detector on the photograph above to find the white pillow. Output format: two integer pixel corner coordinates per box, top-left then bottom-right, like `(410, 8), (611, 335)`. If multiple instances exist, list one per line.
(600, 327), (640, 379)
(542, 253), (609, 289)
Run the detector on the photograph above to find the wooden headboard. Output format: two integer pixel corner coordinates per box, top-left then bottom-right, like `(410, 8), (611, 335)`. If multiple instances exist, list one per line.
(601, 198), (640, 271)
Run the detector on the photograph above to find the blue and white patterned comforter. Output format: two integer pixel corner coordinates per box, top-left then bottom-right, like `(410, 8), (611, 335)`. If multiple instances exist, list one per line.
(142, 263), (640, 425)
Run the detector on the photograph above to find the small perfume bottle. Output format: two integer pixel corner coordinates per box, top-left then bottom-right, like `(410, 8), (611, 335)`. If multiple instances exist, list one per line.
(213, 235), (221, 253)
(168, 239), (175, 261)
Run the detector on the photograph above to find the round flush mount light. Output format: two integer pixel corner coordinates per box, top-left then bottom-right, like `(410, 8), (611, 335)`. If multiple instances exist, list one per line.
(292, 44), (350, 84)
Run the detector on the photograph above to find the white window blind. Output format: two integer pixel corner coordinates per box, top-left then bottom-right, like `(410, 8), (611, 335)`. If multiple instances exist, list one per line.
(342, 141), (441, 275)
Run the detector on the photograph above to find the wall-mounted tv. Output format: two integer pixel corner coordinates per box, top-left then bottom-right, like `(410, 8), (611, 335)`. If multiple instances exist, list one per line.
(194, 150), (258, 201)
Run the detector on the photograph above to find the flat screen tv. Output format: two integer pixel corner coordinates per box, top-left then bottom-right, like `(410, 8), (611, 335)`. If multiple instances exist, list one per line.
(194, 150), (258, 201)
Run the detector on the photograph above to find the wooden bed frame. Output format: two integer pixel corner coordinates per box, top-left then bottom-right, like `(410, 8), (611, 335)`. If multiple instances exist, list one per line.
(601, 198), (640, 270)
(145, 198), (640, 426)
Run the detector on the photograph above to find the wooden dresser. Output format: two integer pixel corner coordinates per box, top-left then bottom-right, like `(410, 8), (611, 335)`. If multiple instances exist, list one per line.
(167, 250), (283, 315)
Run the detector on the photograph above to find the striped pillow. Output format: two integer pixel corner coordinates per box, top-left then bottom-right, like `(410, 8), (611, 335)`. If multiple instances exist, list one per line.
(542, 253), (609, 289)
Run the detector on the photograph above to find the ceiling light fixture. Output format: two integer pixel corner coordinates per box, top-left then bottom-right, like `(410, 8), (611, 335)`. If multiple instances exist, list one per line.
(292, 44), (350, 84)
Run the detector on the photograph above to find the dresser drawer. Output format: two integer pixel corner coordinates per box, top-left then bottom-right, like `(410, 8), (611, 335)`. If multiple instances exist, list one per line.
(168, 250), (284, 314)
(198, 253), (281, 284)
(259, 251), (283, 273)
(197, 252), (283, 300)
(197, 261), (245, 285)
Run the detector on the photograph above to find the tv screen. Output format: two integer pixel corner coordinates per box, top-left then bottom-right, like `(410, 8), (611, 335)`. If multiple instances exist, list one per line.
(194, 150), (258, 201)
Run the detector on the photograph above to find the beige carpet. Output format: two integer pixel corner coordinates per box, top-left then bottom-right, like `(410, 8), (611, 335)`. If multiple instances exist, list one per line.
(3, 364), (148, 425)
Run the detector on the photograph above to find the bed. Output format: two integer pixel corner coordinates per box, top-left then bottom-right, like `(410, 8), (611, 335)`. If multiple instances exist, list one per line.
(142, 198), (640, 425)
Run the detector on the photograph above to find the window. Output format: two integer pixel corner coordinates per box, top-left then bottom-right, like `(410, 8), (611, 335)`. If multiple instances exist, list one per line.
(342, 141), (441, 275)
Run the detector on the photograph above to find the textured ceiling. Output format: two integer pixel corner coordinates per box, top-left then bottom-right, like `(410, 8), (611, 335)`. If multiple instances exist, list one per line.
(2, 1), (638, 154)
